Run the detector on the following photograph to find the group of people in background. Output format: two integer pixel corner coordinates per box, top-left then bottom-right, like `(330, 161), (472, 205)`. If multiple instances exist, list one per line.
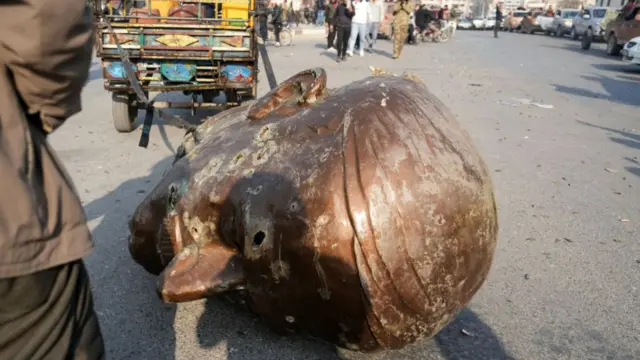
(324, 0), (385, 61)
(324, 0), (451, 61)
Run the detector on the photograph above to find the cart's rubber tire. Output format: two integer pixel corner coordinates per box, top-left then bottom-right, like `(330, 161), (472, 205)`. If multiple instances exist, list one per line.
(606, 34), (621, 56)
(112, 92), (137, 133)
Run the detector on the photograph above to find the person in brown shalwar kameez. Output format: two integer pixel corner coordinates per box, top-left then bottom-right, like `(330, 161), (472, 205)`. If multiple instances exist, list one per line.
(0, 1), (106, 359)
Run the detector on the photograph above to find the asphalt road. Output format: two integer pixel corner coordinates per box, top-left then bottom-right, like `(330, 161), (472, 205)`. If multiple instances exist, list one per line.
(49, 30), (640, 360)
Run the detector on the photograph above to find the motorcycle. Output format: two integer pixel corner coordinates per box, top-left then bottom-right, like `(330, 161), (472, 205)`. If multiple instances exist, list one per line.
(257, 22), (295, 47)
(414, 20), (456, 43)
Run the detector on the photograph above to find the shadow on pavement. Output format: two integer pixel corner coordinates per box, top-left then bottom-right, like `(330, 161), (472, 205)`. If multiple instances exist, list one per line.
(551, 74), (640, 107)
(434, 308), (514, 360)
(542, 43), (611, 60)
(84, 156), (178, 359)
(195, 301), (514, 360)
(577, 120), (640, 177)
(591, 63), (640, 76)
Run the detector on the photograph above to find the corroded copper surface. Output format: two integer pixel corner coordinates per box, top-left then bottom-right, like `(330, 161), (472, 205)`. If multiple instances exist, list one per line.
(128, 68), (498, 351)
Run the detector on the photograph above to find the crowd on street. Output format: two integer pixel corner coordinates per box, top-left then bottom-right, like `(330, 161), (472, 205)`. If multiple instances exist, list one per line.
(318, 0), (451, 61)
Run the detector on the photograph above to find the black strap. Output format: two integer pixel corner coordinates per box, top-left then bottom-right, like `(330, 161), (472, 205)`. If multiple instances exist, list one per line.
(104, 20), (197, 149)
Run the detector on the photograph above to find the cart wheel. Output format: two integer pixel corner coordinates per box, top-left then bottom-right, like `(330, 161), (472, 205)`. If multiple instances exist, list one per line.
(279, 29), (293, 46)
(606, 34), (621, 56)
(112, 92), (138, 133)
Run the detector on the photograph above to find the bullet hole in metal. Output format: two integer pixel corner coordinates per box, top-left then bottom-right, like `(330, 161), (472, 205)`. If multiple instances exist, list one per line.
(192, 227), (198, 235)
(289, 201), (299, 212)
(253, 231), (266, 247)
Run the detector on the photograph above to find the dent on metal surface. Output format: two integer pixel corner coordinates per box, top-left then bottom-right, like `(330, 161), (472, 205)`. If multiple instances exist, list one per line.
(128, 67), (499, 352)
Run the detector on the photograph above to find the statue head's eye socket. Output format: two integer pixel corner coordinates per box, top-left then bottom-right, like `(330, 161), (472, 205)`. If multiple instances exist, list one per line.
(168, 183), (179, 210)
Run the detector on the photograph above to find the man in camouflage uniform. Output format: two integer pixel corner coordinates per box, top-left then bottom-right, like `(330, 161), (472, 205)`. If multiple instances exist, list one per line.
(392, 0), (413, 59)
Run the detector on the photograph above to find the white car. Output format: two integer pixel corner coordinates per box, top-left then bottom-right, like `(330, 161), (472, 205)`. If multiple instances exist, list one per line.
(458, 18), (473, 30)
(472, 18), (485, 29)
(621, 37), (640, 66)
(484, 16), (496, 30)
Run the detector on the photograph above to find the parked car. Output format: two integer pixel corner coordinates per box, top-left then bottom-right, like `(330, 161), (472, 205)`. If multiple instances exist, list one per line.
(571, 7), (608, 41)
(457, 18), (473, 30)
(550, 8), (581, 37)
(485, 15), (496, 29)
(472, 17), (486, 29)
(536, 12), (556, 33)
(503, 10), (529, 31)
(603, 4), (640, 55)
(621, 36), (640, 65)
(520, 11), (544, 34)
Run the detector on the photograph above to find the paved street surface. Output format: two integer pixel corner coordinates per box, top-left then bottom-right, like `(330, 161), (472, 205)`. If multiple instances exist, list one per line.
(50, 30), (640, 360)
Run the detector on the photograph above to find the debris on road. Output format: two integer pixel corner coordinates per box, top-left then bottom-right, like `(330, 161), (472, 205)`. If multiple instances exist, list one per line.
(524, 274), (530, 280)
(499, 98), (554, 109)
(605, 168), (618, 173)
(619, 218), (630, 222)
(461, 329), (475, 337)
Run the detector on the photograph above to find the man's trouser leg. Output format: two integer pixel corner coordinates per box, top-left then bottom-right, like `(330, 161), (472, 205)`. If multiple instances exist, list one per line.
(347, 22), (359, 53)
(274, 24), (282, 43)
(0, 260), (105, 360)
(494, 21), (500, 37)
(260, 24), (268, 42)
(393, 26), (407, 57)
(367, 22), (379, 48)
(316, 10), (324, 25)
(328, 23), (337, 48)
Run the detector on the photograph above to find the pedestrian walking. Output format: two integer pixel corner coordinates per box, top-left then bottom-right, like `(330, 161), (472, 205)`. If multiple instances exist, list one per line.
(258, 0), (271, 43)
(494, 2), (503, 38)
(0, 0), (106, 358)
(334, 0), (354, 61)
(366, 0), (384, 52)
(392, 0), (412, 58)
(271, 1), (284, 46)
(326, 0), (339, 51)
(346, 0), (370, 57)
(316, 0), (326, 25)
(291, 0), (302, 25)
